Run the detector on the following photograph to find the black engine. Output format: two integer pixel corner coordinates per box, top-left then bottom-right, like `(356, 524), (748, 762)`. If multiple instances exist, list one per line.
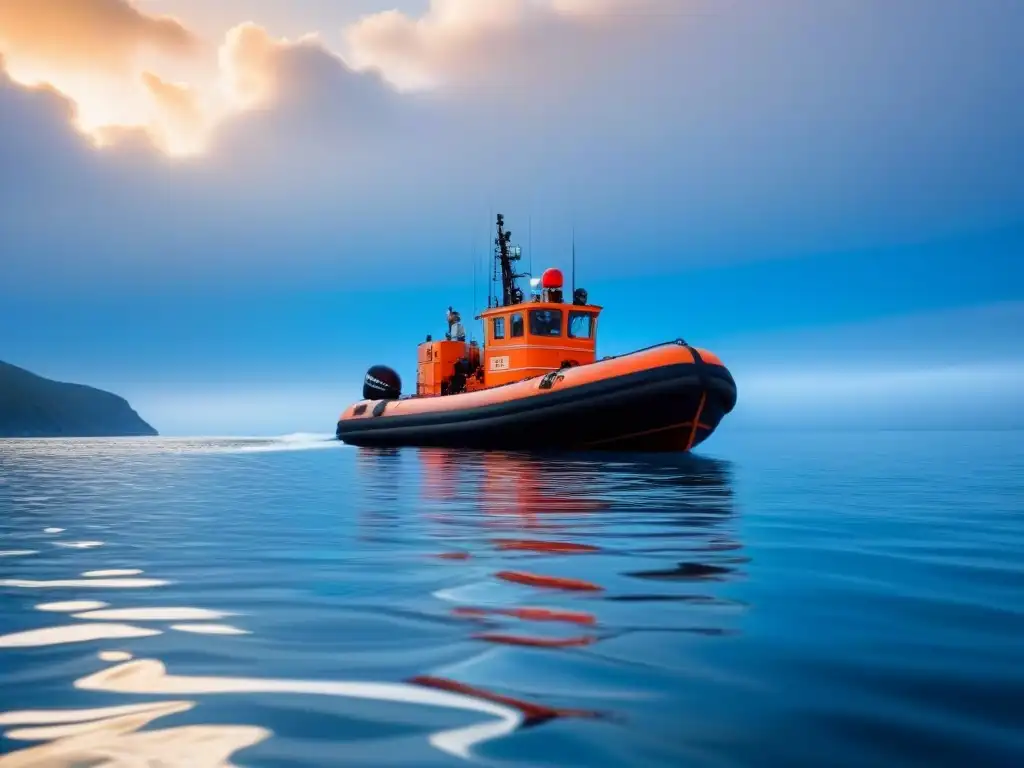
(363, 365), (402, 400)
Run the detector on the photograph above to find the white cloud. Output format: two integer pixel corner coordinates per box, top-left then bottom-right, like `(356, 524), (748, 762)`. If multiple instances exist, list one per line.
(343, 0), (670, 91)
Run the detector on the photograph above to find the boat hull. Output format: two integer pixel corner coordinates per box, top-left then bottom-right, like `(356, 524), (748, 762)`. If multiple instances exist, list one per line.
(336, 342), (736, 452)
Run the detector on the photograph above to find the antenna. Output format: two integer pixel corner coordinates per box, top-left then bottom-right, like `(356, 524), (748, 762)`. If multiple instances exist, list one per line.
(529, 214), (533, 279)
(487, 209), (493, 309)
(494, 213), (526, 306)
(571, 224), (576, 296)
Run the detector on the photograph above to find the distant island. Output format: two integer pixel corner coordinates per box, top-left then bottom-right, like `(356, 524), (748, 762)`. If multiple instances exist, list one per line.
(0, 360), (157, 438)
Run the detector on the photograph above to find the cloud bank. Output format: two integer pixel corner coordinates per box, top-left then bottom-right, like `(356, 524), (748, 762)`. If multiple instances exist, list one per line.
(1, 0), (1022, 293)
(719, 304), (1024, 431)
(343, 0), (680, 91)
(0, 0), (195, 73)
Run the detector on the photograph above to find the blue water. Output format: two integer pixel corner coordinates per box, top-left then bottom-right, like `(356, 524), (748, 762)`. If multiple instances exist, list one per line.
(1, 431), (1021, 767)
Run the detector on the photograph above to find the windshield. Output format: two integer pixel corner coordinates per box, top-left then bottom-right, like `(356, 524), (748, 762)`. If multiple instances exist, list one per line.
(568, 311), (593, 339)
(529, 309), (563, 337)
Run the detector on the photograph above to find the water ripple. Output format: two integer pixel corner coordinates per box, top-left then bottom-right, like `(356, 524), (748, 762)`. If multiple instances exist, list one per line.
(1, 433), (1021, 766)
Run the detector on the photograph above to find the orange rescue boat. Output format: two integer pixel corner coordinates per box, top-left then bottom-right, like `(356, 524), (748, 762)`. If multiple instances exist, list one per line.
(336, 214), (736, 451)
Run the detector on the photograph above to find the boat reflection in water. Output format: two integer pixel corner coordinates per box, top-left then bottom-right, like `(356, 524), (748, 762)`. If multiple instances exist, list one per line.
(0, 446), (742, 767)
(405, 447), (745, 733)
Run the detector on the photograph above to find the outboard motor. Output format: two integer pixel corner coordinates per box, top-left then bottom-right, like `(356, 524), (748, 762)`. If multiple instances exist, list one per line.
(363, 365), (401, 400)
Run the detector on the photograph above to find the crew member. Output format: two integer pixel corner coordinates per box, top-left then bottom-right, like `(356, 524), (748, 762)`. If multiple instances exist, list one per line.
(531, 309), (560, 336)
(451, 315), (466, 341)
(446, 306), (466, 341)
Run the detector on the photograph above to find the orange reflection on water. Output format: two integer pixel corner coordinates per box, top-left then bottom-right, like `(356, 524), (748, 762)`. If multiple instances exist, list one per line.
(435, 551), (471, 560)
(453, 606), (597, 626)
(492, 538), (600, 554)
(495, 570), (604, 592)
(418, 448), (463, 504)
(408, 448), (740, 740)
(472, 632), (597, 649)
(415, 449), (609, 653)
(476, 452), (610, 525)
(1, 444), (742, 766)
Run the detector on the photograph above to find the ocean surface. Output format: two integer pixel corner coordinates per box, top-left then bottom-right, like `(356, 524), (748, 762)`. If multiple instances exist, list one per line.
(1, 431), (1021, 767)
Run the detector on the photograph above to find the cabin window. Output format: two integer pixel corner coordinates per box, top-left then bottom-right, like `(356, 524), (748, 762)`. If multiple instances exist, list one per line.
(510, 313), (524, 337)
(568, 311), (594, 339)
(529, 309), (563, 337)
(492, 316), (506, 340)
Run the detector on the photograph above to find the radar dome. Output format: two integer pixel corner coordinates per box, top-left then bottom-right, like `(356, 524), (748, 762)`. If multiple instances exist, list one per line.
(541, 268), (564, 289)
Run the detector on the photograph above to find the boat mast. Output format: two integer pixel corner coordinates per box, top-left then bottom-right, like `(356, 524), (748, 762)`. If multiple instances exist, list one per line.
(527, 214), (535, 300)
(472, 239), (477, 340)
(494, 213), (525, 307)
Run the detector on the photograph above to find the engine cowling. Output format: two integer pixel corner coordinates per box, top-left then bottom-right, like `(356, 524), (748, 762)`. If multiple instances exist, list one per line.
(363, 365), (401, 400)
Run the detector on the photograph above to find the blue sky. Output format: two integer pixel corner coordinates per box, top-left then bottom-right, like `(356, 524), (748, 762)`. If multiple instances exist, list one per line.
(1, 0), (1022, 435)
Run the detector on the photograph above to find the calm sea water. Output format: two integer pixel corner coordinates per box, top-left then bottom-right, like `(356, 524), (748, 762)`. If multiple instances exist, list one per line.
(1, 431), (1021, 767)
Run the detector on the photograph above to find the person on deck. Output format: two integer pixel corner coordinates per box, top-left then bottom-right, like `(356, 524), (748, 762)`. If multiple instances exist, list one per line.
(446, 307), (466, 341)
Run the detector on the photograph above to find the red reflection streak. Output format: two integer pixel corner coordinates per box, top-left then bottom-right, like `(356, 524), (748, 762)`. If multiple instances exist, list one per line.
(478, 453), (609, 527)
(505, 606), (596, 625)
(409, 676), (601, 725)
(496, 570), (604, 591)
(493, 539), (600, 554)
(417, 451), (609, 672)
(418, 448), (461, 503)
(415, 451), (610, 547)
(451, 607), (490, 618)
(473, 632), (596, 648)
(452, 606), (597, 626)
